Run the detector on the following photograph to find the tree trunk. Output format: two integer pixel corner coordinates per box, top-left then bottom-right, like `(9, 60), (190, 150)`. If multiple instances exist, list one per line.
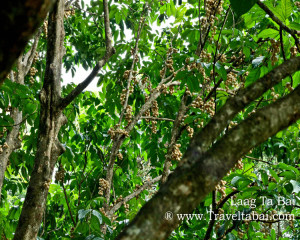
(0, 98), (22, 200)
(0, 31), (41, 201)
(13, 0), (115, 237)
(13, 1), (66, 239)
(0, 60), (24, 198)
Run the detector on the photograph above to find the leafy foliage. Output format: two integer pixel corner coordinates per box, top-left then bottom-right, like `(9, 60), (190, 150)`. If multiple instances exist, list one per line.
(0, 0), (299, 239)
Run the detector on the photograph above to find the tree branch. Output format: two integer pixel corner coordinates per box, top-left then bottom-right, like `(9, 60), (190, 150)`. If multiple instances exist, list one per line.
(279, 27), (294, 86)
(107, 175), (161, 216)
(192, 57), (300, 154)
(161, 93), (188, 183)
(245, 155), (271, 165)
(59, 0), (115, 109)
(118, 12), (146, 125)
(0, 0), (56, 86)
(23, 28), (42, 74)
(116, 80), (300, 240)
(103, 68), (185, 212)
(62, 182), (76, 226)
(141, 116), (175, 122)
(257, 0), (300, 52)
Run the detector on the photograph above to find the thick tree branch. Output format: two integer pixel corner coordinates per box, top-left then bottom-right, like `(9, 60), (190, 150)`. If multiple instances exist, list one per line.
(59, 0), (115, 109)
(116, 81), (300, 240)
(0, 26), (40, 200)
(0, 58), (25, 200)
(192, 57), (300, 154)
(0, 0), (55, 86)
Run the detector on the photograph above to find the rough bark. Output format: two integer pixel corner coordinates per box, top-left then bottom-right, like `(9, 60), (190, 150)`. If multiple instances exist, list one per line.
(116, 81), (300, 240)
(13, 0), (114, 238)
(0, 0), (55, 86)
(13, 1), (66, 238)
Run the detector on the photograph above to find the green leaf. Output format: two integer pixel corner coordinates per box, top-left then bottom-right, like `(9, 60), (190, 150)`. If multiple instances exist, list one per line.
(269, 169), (279, 182)
(258, 29), (279, 39)
(230, 0), (257, 16)
(92, 210), (102, 224)
(78, 209), (92, 221)
(268, 182), (277, 191)
(271, 229), (276, 240)
(280, 171), (296, 180)
(245, 68), (261, 87)
(215, 62), (227, 80)
(265, 2), (290, 22)
(243, 47), (250, 59)
(277, 163), (299, 175)
(260, 170), (268, 185)
(289, 22), (300, 31)
(280, 0), (293, 21)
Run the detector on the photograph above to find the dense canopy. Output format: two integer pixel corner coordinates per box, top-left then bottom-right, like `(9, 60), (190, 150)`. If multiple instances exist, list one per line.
(0, 0), (299, 239)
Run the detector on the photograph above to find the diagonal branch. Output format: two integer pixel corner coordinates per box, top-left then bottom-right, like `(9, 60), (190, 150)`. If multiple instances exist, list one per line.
(59, 0), (115, 109)
(23, 28), (42, 74)
(107, 175), (162, 216)
(62, 181), (76, 226)
(161, 93), (188, 183)
(118, 13), (146, 125)
(116, 78), (300, 240)
(191, 56), (300, 154)
(103, 67), (185, 212)
(257, 0), (300, 52)
(141, 116), (175, 122)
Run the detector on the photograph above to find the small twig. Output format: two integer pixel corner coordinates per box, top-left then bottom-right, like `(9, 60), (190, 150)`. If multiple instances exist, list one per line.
(118, 14), (146, 125)
(245, 155), (271, 165)
(154, 49), (165, 60)
(62, 182), (76, 226)
(141, 116), (174, 122)
(0, 110), (37, 128)
(161, 93), (188, 183)
(280, 27), (293, 86)
(107, 175), (162, 216)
